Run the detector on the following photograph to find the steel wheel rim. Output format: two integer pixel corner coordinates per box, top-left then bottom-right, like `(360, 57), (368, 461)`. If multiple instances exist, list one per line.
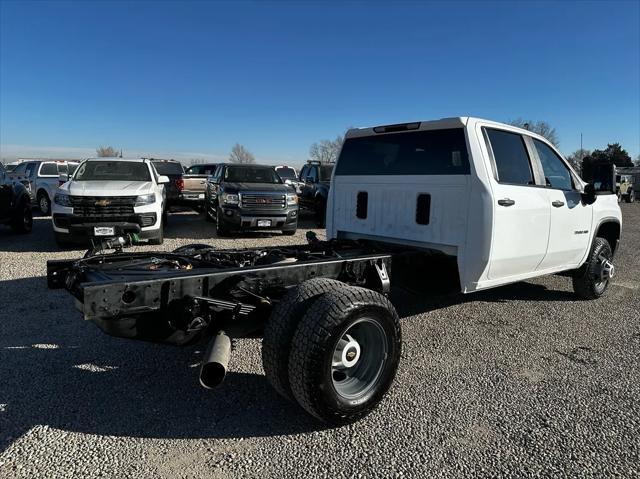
(595, 253), (614, 291)
(330, 318), (388, 401)
(40, 196), (48, 213)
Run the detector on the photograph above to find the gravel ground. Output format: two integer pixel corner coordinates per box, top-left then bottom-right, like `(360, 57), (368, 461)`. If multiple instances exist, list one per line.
(0, 206), (638, 478)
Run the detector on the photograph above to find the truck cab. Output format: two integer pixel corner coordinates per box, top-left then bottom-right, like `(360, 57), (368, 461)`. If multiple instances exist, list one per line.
(8, 160), (80, 215)
(328, 117), (621, 296)
(298, 160), (334, 226)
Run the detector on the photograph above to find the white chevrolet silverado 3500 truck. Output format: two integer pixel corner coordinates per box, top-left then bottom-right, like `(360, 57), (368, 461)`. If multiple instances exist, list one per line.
(47, 118), (621, 424)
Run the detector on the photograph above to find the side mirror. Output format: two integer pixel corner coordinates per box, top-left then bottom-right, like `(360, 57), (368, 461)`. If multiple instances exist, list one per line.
(158, 175), (170, 184)
(581, 183), (597, 205)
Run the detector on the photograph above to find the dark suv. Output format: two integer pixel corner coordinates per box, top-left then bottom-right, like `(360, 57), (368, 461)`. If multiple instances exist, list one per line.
(298, 161), (334, 226)
(205, 164), (298, 236)
(0, 163), (33, 233)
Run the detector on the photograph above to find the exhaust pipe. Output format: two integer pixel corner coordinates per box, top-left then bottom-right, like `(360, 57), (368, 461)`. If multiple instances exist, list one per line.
(199, 331), (231, 389)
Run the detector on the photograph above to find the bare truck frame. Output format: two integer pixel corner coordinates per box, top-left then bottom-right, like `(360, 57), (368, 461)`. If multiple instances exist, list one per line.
(47, 236), (403, 424)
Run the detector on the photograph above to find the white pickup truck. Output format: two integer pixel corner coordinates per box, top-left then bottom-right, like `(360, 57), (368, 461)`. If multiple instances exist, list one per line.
(48, 117), (621, 424)
(51, 158), (170, 246)
(329, 117), (621, 299)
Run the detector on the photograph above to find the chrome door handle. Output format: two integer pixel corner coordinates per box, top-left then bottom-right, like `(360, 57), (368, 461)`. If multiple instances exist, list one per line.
(498, 198), (515, 207)
(552, 200), (565, 207)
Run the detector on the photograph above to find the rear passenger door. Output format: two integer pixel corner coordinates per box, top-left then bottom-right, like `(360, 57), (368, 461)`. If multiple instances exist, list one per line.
(532, 139), (592, 269)
(484, 128), (550, 280)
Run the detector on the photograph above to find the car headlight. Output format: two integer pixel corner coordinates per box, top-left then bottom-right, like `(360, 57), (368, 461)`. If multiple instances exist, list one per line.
(286, 193), (298, 206)
(135, 193), (156, 206)
(54, 191), (72, 207)
(222, 192), (239, 205)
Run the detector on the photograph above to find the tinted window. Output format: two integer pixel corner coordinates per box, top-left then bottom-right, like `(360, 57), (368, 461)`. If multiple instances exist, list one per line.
(67, 163), (79, 175)
(152, 161), (184, 175)
(39, 163), (58, 176)
(335, 128), (470, 176)
(486, 129), (534, 185)
(187, 164), (218, 175)
(319, 165), (334, 181)
(224, 166), (281, 184)
(307, 166), (318, 182)
(299, 165), (308, 180)
(275, 167), (296, 179)
(75, 161), (151, 181)
(533, 139), (573, 190)
(13, 163), (27, 174)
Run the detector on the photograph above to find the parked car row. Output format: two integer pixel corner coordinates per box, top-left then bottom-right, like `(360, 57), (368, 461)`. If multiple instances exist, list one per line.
(1, 157), (337, 244)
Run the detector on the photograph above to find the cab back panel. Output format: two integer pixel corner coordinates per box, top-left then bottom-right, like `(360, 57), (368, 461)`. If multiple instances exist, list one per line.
(328, 125), (471, 254)
(330, 175), (469, 251)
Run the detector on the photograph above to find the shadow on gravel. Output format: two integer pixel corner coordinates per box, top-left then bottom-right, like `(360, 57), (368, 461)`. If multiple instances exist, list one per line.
(393, 282), (577, 318)
(0, 276), (325, 453)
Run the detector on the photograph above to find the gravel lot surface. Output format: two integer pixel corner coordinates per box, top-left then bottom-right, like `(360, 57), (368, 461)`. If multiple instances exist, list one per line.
(0, 206), (638, 478)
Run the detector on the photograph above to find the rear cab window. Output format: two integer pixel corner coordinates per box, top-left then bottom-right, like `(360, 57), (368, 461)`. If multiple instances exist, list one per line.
(39, 163), (58, 176)
(152, 161), (184, 176)
(335, 128), (470, 176)
(484, 128), (535, 186)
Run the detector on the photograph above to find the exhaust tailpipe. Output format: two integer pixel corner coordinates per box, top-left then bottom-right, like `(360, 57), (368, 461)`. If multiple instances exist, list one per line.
(199, 331), (231, 389)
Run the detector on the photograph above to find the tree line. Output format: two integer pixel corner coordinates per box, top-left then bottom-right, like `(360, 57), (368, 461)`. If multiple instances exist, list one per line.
(95, 120), (640, 169)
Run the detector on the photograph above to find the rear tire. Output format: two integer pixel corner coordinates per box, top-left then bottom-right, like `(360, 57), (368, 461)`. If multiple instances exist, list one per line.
(37, 191), (51, 215)
(572, 237), (613, 299)
(288, 287), (401, 424)
(10, 201), (32, 233)
(625, 191), (634, 203)
(315, 198), (326, 227)
(262, 278), (345, 401)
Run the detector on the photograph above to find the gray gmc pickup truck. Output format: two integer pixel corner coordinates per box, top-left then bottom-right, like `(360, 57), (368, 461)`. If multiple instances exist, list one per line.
(204, 164), (298, 236)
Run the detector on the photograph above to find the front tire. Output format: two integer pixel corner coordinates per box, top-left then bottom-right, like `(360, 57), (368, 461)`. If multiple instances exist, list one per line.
(262, 278), (345, 401)
(572, 237), (613, 299)
(37, 191), (51, 215)
(148, 221), (164, 245)
(288, 287), (401, 424)
(625, 191), (634, 203)
(215, 207), (229, 237)
(10, 201), (32, 233)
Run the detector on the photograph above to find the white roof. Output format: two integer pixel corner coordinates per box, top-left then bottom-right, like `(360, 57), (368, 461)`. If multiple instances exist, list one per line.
(84, 157), (146, 162)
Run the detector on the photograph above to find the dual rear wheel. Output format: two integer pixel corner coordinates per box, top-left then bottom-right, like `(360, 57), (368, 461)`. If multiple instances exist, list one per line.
(262, 278), (401, 424)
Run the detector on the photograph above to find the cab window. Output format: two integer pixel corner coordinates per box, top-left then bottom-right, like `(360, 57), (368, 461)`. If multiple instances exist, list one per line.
(485, 129), (535, 186)
(39, 163), (58, 176)
(533, 139), (573, 190)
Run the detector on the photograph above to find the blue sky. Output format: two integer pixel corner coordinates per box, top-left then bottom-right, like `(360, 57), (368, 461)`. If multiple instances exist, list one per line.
(1, 0), (638, 165)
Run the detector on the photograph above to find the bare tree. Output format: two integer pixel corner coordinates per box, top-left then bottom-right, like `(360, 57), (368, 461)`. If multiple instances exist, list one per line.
(229, 143), (256, 164)
(508, 118), (559, 146)
(566, 148), (591, 172)
(309, 134), (345, 164)
(96, 146), (121, 157)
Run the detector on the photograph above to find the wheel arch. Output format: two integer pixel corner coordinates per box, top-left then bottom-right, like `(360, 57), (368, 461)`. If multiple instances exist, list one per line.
(595, 219), (621, 255)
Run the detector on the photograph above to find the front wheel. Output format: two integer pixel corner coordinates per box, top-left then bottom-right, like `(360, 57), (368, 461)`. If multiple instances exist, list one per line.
(572, 237), (614, 299)
(148, 221), (164, 245)
(625, 191), (635, 203)
(288, 287), (401, 424)
(215, 207), (229, 237)
(37, 191), (51, 215)
(10, 202), (33, 233)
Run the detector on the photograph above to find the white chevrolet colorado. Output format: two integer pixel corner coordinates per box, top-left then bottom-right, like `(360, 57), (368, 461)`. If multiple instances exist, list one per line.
(52, 158), (169, 246)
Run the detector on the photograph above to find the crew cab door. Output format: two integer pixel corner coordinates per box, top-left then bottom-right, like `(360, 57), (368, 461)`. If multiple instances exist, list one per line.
(532, 139), (592, 269)
(484, 128), (550, 280)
